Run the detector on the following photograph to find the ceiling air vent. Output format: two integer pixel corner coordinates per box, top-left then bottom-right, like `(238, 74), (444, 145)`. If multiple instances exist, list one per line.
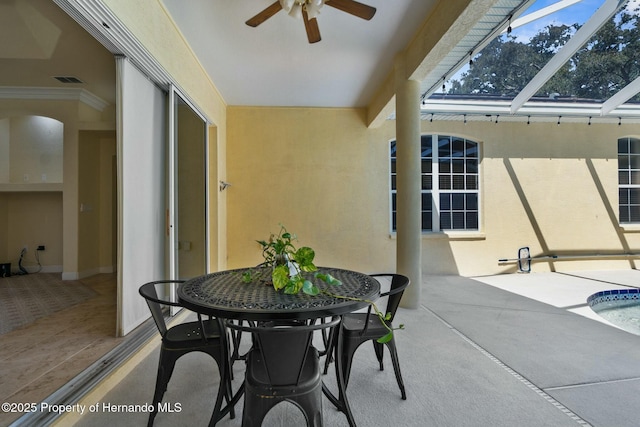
(53, 76), (83, 84)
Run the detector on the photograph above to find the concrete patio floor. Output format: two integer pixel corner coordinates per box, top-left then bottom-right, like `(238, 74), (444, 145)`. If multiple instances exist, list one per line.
(59, 270), (640, 426)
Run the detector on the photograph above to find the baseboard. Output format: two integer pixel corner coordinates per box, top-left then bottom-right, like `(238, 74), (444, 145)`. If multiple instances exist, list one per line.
(62, 266), (114, 281)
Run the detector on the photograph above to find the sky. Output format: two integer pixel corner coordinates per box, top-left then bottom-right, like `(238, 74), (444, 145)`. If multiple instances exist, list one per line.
(513, 0), (640, 41)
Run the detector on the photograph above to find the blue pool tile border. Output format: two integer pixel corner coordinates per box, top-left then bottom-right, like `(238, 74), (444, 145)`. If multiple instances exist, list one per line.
(587, 288), (640, 307)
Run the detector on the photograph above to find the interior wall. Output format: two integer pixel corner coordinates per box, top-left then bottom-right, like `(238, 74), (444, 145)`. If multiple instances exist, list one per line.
(0, 118), (9, 182)
(3, 192), (63, 272)
(7, 115), (63, 184)
(78, 130), (116, 276)
(0, 195), (8, 262)
(0, 99), (114, 277)
(227, 106), (640, 277)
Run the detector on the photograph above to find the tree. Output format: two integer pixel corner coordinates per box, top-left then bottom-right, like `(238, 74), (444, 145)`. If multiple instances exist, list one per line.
(448, 8), (640, 101)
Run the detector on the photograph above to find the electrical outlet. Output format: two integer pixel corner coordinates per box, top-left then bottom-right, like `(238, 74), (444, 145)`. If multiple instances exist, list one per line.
(37, 245), (45, 251)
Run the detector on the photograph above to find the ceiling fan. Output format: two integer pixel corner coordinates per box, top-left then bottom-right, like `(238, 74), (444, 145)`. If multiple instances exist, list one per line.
(246, 0), (376, 44)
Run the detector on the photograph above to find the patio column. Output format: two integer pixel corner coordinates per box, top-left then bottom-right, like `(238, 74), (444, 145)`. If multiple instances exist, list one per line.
(395, 55), (421, 309)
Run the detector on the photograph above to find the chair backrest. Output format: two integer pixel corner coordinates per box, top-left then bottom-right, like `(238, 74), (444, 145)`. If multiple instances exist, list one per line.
(139, 280), (184, 337)
(371, 274), (410, 323)
(226, 317), (340, 386)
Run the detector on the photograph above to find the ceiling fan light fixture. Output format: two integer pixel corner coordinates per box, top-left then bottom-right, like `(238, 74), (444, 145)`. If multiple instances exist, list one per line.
(280, 0), (324, 20)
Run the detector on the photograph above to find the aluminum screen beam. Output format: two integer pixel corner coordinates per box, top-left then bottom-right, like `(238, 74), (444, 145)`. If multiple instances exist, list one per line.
(601, 75), (640, 116)
(510, 0), (626, 115)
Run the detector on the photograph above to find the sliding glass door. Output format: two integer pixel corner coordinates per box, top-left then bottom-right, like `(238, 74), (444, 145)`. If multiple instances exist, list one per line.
(168, 88), (208, 282)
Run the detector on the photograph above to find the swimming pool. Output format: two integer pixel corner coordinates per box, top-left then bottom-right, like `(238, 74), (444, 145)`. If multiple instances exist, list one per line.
(588, 289), (640, 335)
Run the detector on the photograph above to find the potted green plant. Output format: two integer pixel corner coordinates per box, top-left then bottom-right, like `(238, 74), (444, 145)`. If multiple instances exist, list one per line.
(250, 224), (341, 295)
(243, 224), (402, 343)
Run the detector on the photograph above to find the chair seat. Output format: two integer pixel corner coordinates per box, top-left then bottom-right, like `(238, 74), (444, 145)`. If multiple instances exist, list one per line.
(164, 319), (223, 346)
(341, 313), (390, 339)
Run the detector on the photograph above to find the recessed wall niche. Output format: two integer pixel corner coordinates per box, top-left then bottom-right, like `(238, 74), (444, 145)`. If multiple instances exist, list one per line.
(0, 115), (64, 184)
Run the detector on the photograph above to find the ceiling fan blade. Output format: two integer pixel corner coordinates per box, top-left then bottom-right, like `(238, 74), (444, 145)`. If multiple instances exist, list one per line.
(326, 0), (376, 20)
(302, 9), (321, 43)
(246, 1), (283, 27)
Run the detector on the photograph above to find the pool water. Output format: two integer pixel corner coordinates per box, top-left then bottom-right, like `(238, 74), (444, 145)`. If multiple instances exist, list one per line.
(588, 289), (640, 336)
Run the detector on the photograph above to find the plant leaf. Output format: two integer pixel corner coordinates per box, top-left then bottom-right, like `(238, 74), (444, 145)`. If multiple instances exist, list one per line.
(315, 272), (342, 286)
(242, 271), (253, 283)
(302, 280), (319, 295)
(294, 246), (316, 270)
(376, 332), (393, 343)
(272, 265), (290, 291)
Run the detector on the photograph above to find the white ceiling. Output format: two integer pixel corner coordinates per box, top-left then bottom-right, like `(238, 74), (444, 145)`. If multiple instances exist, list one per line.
(161, 0), (437, 108)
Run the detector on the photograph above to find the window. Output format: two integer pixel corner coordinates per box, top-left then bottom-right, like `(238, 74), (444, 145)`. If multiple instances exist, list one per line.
(391, 135), (479, 232)
(618, 136), (640, 223)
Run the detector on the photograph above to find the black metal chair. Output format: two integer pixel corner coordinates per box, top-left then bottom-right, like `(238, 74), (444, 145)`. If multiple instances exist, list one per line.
(226, 316), (341, 426)
(139, 280), (234, 426)
(324, 273), (409, 400)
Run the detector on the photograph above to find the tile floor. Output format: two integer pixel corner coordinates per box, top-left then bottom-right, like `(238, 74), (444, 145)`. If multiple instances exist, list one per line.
(0, 274), (120, 426)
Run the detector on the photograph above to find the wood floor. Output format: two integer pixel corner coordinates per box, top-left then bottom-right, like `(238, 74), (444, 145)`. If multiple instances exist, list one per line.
(0, 273), (120, 426)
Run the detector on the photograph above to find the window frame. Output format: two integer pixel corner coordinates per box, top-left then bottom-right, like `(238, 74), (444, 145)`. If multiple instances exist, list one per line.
(390, 134), (481, 234)
(618, 136), (640, 224)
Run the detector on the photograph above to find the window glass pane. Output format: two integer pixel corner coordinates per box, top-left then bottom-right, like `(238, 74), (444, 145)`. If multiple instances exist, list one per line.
(422, 192), (432, 209)
(452, 212), (465, 229)
(452, 159), (464, 173)
(390, 140), (397, 157)
(619, 138), (629, 154)
(452, 175), (465, 189)
(619, 155), (630, 169)
(466, 175), (478, 189)
(422, 175), (432, 190)
(620, 207), (630, 223)
(422, 212), (432, 230)
(620, 188), (629, 204)
(452, 193), (464, 210)
(451, 138), (465, 157)
(630, 138), (640, 154)
(391, 158), (396, 173)
(631, 206), (640, 222)
(466, 158), (478, 173)
(631, 171), (640, 185)
(439, 160), (451, 173)
(439, 175), (451, 189)
(466, 141), (478, 157)
(392, 193), (397, 210)
(630, 188), (640, 204)
(392, 212), (397, 230)
(630, 155), (640, 169)
(391, 175), (396, 190)
(620, 171), (629, 185)
(466, 212), (479, 229)
(440, 193), (450, 210)
(421, 136), (433, 158)
(421, 159), (432, 173)
(440, 212), (451, 230)
(466, 193), (478, 210)
(438, 137), (450, 157)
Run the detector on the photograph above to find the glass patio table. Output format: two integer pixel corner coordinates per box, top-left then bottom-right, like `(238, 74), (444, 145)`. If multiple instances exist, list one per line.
(177, 266), (380, 426)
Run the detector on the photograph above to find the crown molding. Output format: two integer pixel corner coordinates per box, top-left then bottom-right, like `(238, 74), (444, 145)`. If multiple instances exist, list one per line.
(0, 86), (109, 111)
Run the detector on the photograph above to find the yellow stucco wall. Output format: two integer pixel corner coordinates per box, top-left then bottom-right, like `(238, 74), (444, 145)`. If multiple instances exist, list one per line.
(227, 106), (398, 274)
(227, 106), (640, 276)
